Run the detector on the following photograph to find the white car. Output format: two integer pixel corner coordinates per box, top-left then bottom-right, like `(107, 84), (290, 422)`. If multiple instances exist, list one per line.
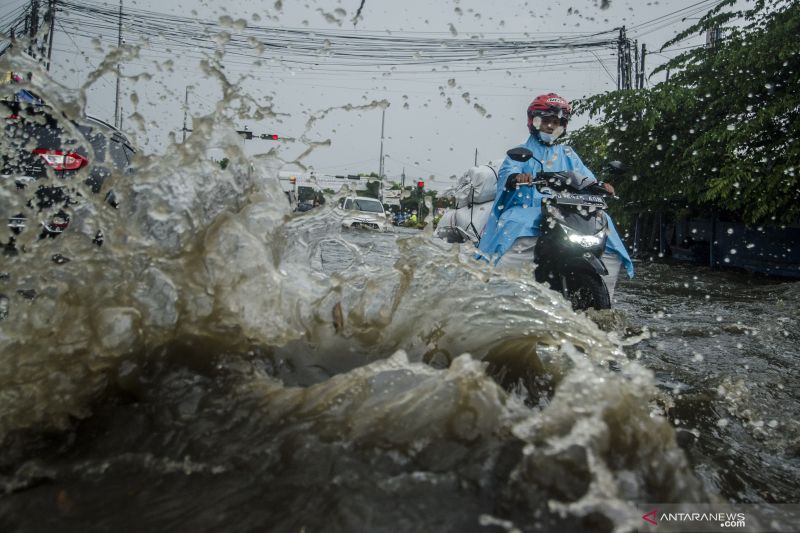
(337, 196), (389, 232)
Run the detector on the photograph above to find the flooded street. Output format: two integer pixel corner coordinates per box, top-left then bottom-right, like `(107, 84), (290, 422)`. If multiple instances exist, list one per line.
(1, 0), (799, 523)
(308, 232), (800, 510)
(615, 263), (800, 505)
(1, 210), (797, 531)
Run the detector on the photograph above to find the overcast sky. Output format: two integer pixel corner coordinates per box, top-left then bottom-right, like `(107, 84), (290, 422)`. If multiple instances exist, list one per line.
(2, 0), (734, 190)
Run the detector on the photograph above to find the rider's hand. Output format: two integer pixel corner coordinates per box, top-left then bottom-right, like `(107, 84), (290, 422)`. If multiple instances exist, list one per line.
(516, 173), (533, 185)
(601, 182), (615, 195)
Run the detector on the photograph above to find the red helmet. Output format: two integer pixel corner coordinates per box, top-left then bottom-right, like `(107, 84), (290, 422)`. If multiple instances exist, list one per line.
(527, 93), (572, 135)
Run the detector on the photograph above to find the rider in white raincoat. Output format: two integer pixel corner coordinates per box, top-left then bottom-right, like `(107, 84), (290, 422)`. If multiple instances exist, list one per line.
(476, 93), (634, 296)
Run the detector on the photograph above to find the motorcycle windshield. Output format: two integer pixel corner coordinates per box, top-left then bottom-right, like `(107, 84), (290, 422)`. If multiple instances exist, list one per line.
(551, 207), (608, 236)
(539, 171), (598, 191)
(552, 192), (606, 208)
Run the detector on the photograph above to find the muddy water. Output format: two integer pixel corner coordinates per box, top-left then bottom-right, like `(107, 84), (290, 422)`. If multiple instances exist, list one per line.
(1, 216), (797, 532)
(614, 263), (800, 504)
(1, 53), (797, 530)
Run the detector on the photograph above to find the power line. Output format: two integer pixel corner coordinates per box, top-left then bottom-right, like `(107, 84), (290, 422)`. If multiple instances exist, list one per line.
(53, 21), (621, 76)
(628, 0), (724, 34)
(55, 0), (620, 71)
(590, 50), (617, 85)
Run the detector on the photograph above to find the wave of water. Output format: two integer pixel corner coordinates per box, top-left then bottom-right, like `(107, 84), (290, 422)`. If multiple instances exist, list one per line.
(1, 57), (718, 532)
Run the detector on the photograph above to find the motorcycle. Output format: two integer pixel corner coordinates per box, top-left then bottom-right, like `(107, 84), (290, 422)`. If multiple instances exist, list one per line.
(506, 147), (622, 310)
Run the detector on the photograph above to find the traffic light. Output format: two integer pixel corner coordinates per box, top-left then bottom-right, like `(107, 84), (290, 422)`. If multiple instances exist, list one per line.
(237, 131), (280, 140)
(417, 180), (424, 192)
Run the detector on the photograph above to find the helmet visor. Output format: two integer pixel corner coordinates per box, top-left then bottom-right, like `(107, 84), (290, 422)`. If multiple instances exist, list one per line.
(528, 109), (568, 127)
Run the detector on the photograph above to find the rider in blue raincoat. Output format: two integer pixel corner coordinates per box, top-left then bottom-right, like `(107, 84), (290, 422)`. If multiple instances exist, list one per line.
(477, 93), (634, 295)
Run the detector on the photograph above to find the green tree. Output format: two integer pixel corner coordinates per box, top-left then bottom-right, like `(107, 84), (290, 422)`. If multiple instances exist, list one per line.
(570, 0), (800, 224)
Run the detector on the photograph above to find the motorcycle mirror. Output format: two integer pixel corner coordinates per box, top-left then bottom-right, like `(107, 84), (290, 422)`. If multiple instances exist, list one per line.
(506, 147), (534, 162)
(607, 160), (625, 175)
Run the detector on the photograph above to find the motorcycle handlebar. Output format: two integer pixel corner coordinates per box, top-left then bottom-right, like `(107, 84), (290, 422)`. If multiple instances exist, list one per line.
(517, 181), (619, 199)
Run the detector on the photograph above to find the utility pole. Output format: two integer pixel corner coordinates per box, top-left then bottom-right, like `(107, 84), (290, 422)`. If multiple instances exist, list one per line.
(639, 43), (646, 89)
(401, 167), (405, 189)
(705, 26), (722, 48)
(633, 39), (639, 89)
(625, 36), (633, 90)
(45, 0), (56, 71)
(182, 86), (189, 142)
(474, 148), (478, 166)
(617, 27), (624, 90)
(28, 0), (40, 58)
(114, 0), (123, 129)
(378, 107), (386, 178)
(616, 27), (634, 90)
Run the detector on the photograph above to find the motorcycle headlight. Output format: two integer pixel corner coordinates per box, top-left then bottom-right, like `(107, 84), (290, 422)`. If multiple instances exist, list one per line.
(567, 233), (602, 247)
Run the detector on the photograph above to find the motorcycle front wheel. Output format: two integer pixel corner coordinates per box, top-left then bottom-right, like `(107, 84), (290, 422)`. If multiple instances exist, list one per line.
(563, 270), (611, 311)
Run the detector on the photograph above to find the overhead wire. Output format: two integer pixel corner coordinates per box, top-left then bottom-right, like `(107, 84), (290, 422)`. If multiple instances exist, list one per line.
(0, 5), (29, 29)
(0, 3), (31, 53)
(37, 0), (713, 131)
(55, 25), (620, 79)
(9, 0), (727, 83)
(56, 0), (620, 70)
(627, 0), (725, 35)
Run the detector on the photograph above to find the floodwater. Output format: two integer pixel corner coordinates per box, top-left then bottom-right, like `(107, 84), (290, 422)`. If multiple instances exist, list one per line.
(1, 67), (798, 532)
(614, 263), (800, 505)
(2, 209), (798, 532)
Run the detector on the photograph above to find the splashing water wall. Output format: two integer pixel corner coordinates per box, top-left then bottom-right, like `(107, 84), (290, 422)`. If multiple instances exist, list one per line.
(5, 15), (796, 527)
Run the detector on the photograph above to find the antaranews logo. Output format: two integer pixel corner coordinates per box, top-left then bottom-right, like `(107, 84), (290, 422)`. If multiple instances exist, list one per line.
(642, 510), (658, 525)
(641, 509), (747, 529)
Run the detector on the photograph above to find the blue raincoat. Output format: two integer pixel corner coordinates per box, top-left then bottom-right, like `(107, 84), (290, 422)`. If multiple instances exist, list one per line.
(477, 134), (634, 278)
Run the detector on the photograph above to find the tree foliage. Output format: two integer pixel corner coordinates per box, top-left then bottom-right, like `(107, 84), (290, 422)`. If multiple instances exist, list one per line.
(569, 0), (800, 224)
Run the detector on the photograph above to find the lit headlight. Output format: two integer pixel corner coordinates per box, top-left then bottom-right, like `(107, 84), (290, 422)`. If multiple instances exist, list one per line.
(568, 234), (602, 247)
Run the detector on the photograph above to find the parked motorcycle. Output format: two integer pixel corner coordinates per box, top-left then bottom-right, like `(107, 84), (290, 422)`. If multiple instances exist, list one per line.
(506, 146), (620, 310)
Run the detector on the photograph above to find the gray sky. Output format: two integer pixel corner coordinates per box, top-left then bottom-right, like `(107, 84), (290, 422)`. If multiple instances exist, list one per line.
(2, 0), (730, 190)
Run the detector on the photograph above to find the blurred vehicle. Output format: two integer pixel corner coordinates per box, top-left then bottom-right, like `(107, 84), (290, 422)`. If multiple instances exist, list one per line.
(296, 201), (314, 212)
(1, 97), (135, 248)
(392, 211), (410, 226)
(337, 196), (388, 232)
